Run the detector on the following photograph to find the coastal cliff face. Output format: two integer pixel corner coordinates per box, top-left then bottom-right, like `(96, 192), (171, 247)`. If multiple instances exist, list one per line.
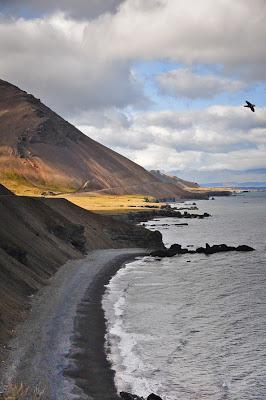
(0, 79), (199, 198)
(0, 184), (163, 349)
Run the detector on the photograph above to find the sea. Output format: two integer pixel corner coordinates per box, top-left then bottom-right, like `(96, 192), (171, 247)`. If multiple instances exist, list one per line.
(102, 192), (266, 400)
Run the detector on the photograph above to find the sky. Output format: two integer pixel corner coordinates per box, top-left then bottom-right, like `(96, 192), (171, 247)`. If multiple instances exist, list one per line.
(1, 0), (266, 184)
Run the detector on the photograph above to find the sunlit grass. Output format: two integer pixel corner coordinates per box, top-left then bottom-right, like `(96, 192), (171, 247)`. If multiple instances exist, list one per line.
(0, 175), (164, 213)
(0, 174), (76, 196)
(63, 193), (161, 213)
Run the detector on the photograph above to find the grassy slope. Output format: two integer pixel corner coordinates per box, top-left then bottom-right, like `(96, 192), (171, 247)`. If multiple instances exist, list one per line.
(0, 175), (75, 196)
(0, 179), (164, 213)
(62, 193), (162, 213)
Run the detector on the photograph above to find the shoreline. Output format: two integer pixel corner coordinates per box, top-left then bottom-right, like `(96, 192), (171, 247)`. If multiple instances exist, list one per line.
(64, 250), (149, 400)
(0, 249), (149, 400)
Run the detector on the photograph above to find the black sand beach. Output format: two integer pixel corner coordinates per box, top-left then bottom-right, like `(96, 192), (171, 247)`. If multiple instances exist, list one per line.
(65, 250), (149, 400)
(1, 249), (149, 400)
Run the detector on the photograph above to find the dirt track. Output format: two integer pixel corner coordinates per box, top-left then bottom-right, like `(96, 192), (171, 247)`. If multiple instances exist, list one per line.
(1, 249), (147, 400)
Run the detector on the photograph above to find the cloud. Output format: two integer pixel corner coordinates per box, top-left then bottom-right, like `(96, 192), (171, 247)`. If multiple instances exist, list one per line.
(199, 148), (266, 172)
(0, 0), (265, 117)
(132, 106), (266, 152)
(71, 105), (266, 177)
(0, 14), (148, 116)
(156, 68), (246, 99)
(0, 0), (266, 182)
(74, 109), (154, 150)
(0, 0), (124, 20)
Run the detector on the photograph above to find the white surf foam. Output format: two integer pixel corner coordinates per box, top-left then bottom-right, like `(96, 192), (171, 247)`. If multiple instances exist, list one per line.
(102, 259), (164, 398)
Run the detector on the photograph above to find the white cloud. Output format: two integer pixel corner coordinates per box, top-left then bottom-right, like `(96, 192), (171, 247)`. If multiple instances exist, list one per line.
(0, 0), (266, 116)
(0, 0), (266, 180)
(0, 13), (148, 116)
(73, 105), (266, 173)
(203, 147), (266, 171)
(156, 68), (246, 99)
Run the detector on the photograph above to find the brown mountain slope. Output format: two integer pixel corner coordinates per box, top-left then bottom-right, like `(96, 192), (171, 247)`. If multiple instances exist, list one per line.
(150, 170), (199, 190)
(0, 79), (199, 198)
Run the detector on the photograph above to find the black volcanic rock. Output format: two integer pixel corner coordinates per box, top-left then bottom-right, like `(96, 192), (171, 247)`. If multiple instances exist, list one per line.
(196, 243), (255, 255)
(112, 209), (211, 225)
(120, 392), (144, 400)
(168, 243), (182, 256)
(147, 394), (163, 400)
(150, 242), (255, 258)
(150, 243), (190, 257)
(149, 249), (169, 258)
(236, 245), (255, 252)
(119, 392), (162, 400)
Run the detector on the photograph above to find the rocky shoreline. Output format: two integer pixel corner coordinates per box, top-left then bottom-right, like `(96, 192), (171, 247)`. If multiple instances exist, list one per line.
(111, 209), (211, 224)
(0, 184), (249, 400)
(0, 188), (164, 360)
(150, 243), (255, 258)
(120, 392), (163, 400)
(0, 250), (152, 400)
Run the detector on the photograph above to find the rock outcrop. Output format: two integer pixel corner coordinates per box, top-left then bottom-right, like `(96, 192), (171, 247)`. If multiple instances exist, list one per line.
(120, 392), (162, 400)
(150, 243), (255, 258)
(147, 394), (163, 400)
(196, 243), (255, 254)
(111, 210), (211, 224)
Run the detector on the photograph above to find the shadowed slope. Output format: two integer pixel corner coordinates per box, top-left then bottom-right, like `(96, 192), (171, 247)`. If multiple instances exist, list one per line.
(0, 184), (14, 196)
(0, 186), (163, 347)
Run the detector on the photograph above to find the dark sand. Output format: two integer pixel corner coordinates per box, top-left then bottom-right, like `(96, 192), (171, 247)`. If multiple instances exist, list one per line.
(1, 249), (148, 400)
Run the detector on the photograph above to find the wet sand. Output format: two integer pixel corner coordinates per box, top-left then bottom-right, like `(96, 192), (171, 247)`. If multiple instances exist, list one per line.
(1, 249), (148, 400)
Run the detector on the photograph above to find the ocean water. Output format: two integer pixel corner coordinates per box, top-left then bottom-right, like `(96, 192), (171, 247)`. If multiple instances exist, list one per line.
(102, 192), (266, 400)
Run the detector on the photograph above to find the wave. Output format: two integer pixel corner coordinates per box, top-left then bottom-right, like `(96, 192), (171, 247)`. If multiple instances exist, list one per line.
(102, 259), (163, 398)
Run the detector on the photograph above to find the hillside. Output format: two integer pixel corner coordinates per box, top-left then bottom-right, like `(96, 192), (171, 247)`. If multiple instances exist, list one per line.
(0, 184), (162, 349)
(0, 79), (200, 198)
(150, 170), (199, 189)
(0, 183), (14, 196)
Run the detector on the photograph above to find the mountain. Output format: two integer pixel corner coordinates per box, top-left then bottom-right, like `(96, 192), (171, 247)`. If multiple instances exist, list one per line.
(0, 79), (200, 198)
(201, 181), (266, 188)
(150, 170), (199, 189)
(172, 168), (266, 187)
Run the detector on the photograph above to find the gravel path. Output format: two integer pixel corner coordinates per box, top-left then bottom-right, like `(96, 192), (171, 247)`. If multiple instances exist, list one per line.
(1, 249), (148, 400)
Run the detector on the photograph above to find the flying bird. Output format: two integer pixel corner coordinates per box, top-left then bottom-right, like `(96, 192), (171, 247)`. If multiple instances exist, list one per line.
(244, 100), (255, 112)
